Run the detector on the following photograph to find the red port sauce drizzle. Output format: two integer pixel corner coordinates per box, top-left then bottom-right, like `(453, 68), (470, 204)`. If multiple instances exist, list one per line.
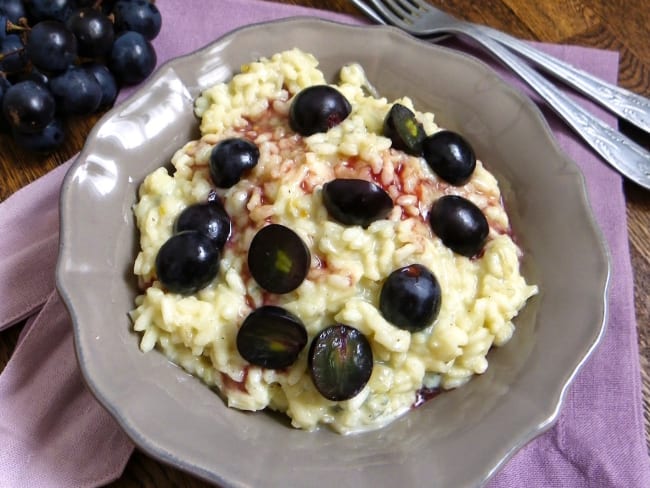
(204, 96), (514, 398)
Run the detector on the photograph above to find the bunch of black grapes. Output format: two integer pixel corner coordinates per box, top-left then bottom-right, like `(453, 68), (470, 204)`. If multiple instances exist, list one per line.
(0, 0), (161, 152)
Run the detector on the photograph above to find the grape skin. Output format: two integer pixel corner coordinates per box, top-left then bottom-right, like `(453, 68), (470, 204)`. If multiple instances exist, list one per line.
(66, 7), (114, 57)
(12, 117), (65, 152)
(109, 30), (156, 86)
(26, 20), (77, 73)
(49, 66), (102, 115)
(113, 0), (161, 40)
(83, 62), (118, 108)
(0, 0), (26, 23)
(0, 34), (27, 74)
(2, 80), (55, 133)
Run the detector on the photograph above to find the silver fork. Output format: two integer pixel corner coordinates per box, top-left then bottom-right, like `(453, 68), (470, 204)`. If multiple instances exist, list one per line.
(362, 0), (650, 133)
(351, 0), (650, 190)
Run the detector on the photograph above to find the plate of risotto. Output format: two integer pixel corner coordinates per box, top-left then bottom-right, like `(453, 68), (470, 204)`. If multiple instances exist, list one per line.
(57, 18), (609, 488)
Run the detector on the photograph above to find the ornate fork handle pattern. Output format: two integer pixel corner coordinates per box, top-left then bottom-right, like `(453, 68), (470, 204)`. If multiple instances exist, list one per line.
(351, 0), (650, 189)
(483, 26), (650, 132)
(448, 24), (650, 189)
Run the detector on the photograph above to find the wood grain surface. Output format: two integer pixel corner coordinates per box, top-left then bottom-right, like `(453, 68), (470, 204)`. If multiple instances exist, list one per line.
(1, 1), (648, 486)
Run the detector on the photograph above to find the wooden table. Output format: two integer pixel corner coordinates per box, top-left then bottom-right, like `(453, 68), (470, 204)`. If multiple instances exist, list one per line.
(1, 1), (648, 486)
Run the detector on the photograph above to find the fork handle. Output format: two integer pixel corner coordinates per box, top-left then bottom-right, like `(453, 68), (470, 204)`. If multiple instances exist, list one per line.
(462, 27), (650, 189)
(477, 25), (650, 133)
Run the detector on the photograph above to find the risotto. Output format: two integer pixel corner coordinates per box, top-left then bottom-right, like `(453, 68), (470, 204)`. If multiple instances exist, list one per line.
(130, 48), (538, 434)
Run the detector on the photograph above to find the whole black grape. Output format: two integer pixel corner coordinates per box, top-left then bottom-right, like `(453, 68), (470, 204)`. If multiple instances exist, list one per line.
(25, 0), (74, 23)
(0, 0), (26, 23)
(49, 66), (102, 115)
(112, 0), (162, 40)
(26, 20), (77, 73)
(422, 131), (476, 186)
(289, 85), (351, 136)
(174, 201), (231, 251)
(2, 80), (55, 133)
(66, 7), (114, 57)
(83, 62), (118, 108)
(322, 178), (393, 228)
(379, 264), (442, 333)
(155, 230), (220, 295)
(209, 138), (259, 188)
(109, 30), (156, 86)
(429, 195), (489, 257)
(12, 117), (64, 152)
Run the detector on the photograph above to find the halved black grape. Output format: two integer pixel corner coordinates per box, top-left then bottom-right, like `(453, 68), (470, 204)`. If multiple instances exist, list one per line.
(66, 7), (114, 57)
(429, 195), (488, 257)
(49, 66), (102, 115)
(248, 224), (310, 294)
(322, 178), (393, 228)
(379, 264), (441, 332)
(174, 201), (231, 251)
(2, 80), (54, 133)
(236, 306), (308, 369)
(422, 130), (476, 186)
(209, 137), (259, 188)
(109, 30), (156, 86)
(113, 0), (162, 40)
(12, 117), (64, 152)
(26, 20), (77, 73)
(383, 103), (425, 156)
(309, 324), (373, 401)
(289, 85), (351, 136)
(155, 230), (220, 295)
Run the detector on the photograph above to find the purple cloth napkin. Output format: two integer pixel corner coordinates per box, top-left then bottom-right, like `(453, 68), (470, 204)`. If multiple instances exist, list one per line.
(1, 0), (648, 486)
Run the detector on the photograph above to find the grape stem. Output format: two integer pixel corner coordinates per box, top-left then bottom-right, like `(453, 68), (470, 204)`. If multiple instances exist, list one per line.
(0, 48), (25, 62)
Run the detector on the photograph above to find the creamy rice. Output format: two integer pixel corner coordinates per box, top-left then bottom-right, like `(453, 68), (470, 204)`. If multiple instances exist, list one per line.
(130, 49), (538, 433)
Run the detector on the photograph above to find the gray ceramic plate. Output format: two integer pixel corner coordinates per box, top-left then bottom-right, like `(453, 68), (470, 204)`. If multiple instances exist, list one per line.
(56, 18), (609, 488)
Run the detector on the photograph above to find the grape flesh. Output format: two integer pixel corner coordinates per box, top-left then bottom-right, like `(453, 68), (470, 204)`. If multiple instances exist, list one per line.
(49, 66), (102, 115)
(236, 306), (308, 369)
(309, 324), (373, 401)
(109, 30), (156, 85)
(26, 20), (77, 73)
(429, 195), (488, 257)
(113, 0), (162, 40)
(379, 264), (442, 332)
(383, 103), (425, 156)
(289, 85), (351, 136)
(247, 224), (310, 294)
(155, 230), (220, 295)
(2, 80), (55, 133)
